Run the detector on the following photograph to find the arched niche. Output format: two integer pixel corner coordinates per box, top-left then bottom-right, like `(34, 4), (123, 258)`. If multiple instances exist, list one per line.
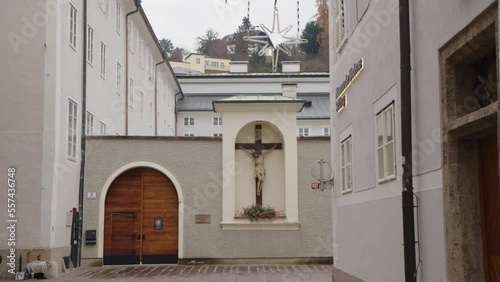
(234, 121), (286, 216)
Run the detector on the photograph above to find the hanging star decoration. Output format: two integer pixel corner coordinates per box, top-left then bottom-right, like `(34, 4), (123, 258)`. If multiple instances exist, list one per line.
(243, 5), (307, 72)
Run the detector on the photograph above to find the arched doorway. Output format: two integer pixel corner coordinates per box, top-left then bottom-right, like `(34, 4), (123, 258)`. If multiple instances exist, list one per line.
(103, 167), (178, 265)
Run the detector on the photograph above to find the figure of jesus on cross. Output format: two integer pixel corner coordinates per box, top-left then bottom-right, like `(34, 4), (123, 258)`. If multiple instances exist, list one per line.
(236, 124), (282, 205)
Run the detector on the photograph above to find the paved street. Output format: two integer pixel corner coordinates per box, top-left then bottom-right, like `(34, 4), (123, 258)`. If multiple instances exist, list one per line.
(51, 264), (332, 281)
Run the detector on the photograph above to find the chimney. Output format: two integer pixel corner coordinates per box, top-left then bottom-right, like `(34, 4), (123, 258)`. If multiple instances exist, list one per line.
(282, 61), (301, 73)
(282, 84), (297, 98)
(230, 61), (248, 73)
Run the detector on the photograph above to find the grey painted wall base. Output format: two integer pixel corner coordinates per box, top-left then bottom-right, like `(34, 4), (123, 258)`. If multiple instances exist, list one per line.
(332, 266), (365, 282)
(179, 257), (333, 265)
(81, 258), (103, 267)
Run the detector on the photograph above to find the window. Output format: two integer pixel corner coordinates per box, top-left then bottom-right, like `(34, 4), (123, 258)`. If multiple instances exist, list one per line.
(128, 20), (134, 52)
(377, 104), (396, 181)
(214, 133), (223, 137)
(86, 111), (94, 135)
(149, 102), (153, 127)
(116, 62), (121, 95)
(221, 62), (225, 68)
(139, 39), (144, 68)
(205, 61), (209, 67)
(322, 126), (331, 136)
(69, 4), (77, 49)
(149, 55), (154, 81)
(196, 58), (200, 64)
(184, 133), (195, 137)
(335, 0), (346, 47)
(213, 117), (222, 126)
(298, 127), (310, 137)
(184, 117), (194, 126)
(140, 92), (144, 118)
(67, 99), (78, 159)
(87, 25), (94, 65)
(115, 1), (121, 34)
(100, 42), (106, 78)
(129, 78), (134, 107)
(340, 136), (352, 193)
(99, 121), (106, 135)
(99, 0), (109, 14)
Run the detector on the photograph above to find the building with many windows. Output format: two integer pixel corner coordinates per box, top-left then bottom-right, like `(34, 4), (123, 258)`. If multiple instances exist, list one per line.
(329, 0), (499, 281)
(0, 0), (181, 277)
(176, 62), (330, 137)
(170, 53), (231, 74)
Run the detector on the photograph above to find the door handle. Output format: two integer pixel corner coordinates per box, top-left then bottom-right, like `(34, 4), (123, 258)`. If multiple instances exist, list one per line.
(136, 234), (146, 240)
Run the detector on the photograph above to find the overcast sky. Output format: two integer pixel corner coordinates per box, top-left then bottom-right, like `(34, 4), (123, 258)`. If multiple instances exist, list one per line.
(141, 0), (318, 52)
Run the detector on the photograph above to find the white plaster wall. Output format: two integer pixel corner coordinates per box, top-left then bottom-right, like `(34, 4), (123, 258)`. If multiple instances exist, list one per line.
(329, 0), (496, 281)
(218, 104), (300, 225)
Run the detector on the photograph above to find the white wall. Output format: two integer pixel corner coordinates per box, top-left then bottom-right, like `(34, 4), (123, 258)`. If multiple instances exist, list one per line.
(177, 111), (223, 137)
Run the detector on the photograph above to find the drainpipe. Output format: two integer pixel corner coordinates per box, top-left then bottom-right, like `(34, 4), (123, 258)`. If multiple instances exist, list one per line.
(399, 0), (417, 281)
(125, 1), (141, 135)
(155, 60), (166, 136)
(77, 0), (88, 268)
(174, 92), (184, 136)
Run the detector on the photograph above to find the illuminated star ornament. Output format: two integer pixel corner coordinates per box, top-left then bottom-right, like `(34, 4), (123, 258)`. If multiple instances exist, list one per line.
(243, 2), (307, 72)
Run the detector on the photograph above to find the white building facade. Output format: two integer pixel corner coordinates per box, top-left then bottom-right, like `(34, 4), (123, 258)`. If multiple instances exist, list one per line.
(0, 0), (180, 277)
(176, 68), (330, 138)
(329, 0), (499, 281)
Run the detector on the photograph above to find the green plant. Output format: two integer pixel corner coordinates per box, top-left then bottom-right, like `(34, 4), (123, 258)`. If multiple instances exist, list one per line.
(240, 204), (278, 221)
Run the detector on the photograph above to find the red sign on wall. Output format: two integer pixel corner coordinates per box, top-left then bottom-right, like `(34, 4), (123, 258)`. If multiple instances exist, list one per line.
(311, 182), (321, 190)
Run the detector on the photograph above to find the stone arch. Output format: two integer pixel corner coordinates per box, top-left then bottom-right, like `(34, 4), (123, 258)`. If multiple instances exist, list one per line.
(97, 161), (184, 259)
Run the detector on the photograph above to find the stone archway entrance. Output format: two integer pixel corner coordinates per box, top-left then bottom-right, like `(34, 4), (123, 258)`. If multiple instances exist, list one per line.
(103, 167), (178, 265)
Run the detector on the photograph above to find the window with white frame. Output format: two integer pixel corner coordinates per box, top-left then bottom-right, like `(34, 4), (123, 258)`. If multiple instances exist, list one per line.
(377, 104), (396, 181)
(149, 102), (153, 127)
(140, 91), (144, 118)
(139, 39), (144, 68)
(322, 126), (331, 136)
(184, 117), (194, 126)
(214, 133), (222, 137)
(99, 121), (106, 135)
(221, 62), (225, 68)
(129, 78), (134, 107)
(298, 127), (310, 137)
(69, 4), (77, 49)
(86, 111), (94, 135)
(67, 99), (78, 159)
(196, 58), (200, 64)
(128, 20), (134, 52)
(205, 61), (209, 67)
(184, 133), (195, 137)
(335, 0), (346, 48)
(87, 25), (94, 65)
(213, 117), (222, 126)
(116, 62), (121, 95)
(100, 42), (106, 78)
(116, 1), (121, 34)
(99, 0), (109, 14)
(340, 136), (352, 193)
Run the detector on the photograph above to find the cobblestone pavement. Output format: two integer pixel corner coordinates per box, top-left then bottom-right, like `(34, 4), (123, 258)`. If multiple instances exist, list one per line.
(51, 264), (332, 281)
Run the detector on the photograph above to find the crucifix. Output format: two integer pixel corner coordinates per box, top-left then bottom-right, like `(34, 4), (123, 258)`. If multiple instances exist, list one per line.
(236, 124), (282, 205)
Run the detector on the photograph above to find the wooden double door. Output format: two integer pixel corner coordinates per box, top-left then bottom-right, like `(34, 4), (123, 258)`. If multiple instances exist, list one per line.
(478, 135), (500, 281)
(104, 168), (178, 265)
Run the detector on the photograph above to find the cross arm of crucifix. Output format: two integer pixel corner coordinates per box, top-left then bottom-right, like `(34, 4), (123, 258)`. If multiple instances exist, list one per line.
(262, 144), (277, 155)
